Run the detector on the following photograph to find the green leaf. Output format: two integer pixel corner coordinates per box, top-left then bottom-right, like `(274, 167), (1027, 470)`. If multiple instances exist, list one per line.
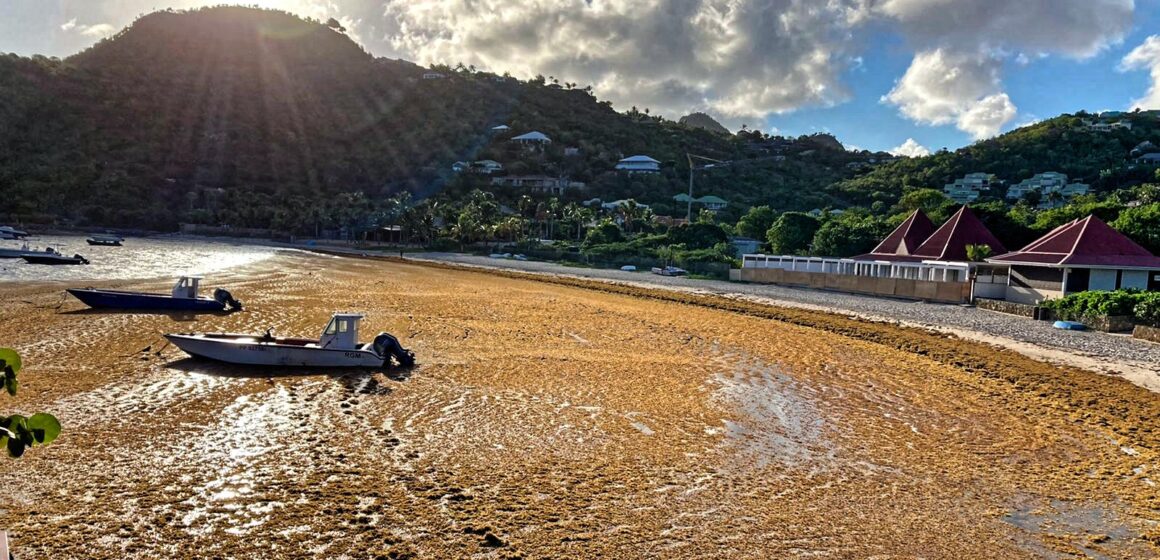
(0, 349), (20, 375)
(27, 413), (61, 445)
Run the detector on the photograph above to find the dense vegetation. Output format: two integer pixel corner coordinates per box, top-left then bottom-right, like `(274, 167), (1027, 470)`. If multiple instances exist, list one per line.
(1041, 290), (1160, 326)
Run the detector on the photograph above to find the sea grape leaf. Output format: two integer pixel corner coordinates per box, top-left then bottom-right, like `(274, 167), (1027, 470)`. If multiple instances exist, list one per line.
(4, 374), (17, 397)
(28, 413), (61, 445)
(0, 349), (20, 375)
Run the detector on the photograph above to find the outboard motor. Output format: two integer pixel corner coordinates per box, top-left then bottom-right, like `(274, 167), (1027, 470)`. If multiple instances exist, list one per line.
(213, 288), (244, 312)
(373, 332), (415, 367)
(75, 254), (90, 264)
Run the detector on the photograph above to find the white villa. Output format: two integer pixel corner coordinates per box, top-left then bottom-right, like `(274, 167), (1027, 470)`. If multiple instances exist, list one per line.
(490, 175), (581, 195)
(1006, 172), (1090, 207)
(614, 155), (661, 173)
(452, 160), (504, 174)
(943, 172), (997, 204)
(511, 131), (552, 145)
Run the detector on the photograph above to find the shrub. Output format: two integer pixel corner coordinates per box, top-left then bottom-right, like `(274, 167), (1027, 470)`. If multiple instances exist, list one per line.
(1134, 293), (1160, 327)
(1042, 290), (1148, 321)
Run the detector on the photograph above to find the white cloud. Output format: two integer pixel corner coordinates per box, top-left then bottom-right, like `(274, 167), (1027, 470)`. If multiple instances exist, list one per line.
(59, 18), (116, 38)
(873, 0), (1132, 58)
(883, 49), (1014, 139)
(874, 0), (1131, 138)
(1119, 35), (1160, 110)
(378, 0), (858, 120)
(890, 138), (930, 157)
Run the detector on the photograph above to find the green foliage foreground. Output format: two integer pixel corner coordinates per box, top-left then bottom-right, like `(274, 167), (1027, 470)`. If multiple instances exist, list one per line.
(1041, 290), (1160, 326)
(0, 348), (61, 458)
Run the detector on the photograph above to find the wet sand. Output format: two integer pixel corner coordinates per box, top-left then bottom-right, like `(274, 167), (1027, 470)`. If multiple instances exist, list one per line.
(0, 252), (1157, 558)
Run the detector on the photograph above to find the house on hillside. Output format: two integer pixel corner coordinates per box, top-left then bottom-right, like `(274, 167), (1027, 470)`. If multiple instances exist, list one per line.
(453, 160), (504, 174)
(943, 172), (997, 204)
(1087, 120), (1132, 132)
(1136, 153), (1160, 165)
(615, 155), (661, 173)
(987, 215), (1160, 304)
(491, 124), (511, 132)
(490, 175), (581, 195)
(1130, 141), (1156, 156)
(422, 72), (446, 80)
(1006, 172), (1090, 208)
(511, 131), (552, 145)
(673, 194), (728, 212)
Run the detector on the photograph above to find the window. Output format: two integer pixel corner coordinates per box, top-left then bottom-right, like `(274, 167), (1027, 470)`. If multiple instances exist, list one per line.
(324, 320), (337, 336)
(338, 320), (348, 333)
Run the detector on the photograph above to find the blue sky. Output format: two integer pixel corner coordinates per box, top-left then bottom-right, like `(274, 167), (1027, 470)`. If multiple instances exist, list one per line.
(3, 1), (1160, 155)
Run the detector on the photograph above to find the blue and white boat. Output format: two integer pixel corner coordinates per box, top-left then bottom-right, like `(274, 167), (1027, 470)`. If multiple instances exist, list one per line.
(67, 276), (242, 312)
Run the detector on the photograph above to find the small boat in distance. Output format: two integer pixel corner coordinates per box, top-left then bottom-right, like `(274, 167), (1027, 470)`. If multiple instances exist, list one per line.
(166, 313), (414, 368)
(86, 233), (124, 246)
(0, 244), (60, 259)
(651, 265), (688, 277)
(0, 226), (30, 240)
(22, 252), (89, 265)
(67, 276), (242, 312)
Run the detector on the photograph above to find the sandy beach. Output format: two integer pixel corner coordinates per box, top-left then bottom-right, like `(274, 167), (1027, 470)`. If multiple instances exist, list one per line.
(0, 251), (1157, 558)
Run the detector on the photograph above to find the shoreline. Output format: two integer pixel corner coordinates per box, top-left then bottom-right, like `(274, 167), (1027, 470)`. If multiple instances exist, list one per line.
(306, 247), (1160, 391)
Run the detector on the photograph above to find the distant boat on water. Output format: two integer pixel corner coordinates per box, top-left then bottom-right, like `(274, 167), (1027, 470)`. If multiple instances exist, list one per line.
(0, 244), (59, 259)
(0, 226), (29, 240)
(22, 252), (89, 265)
(68, 276), (242, 312)
(651, 266), (688, 277)
(86, 233), (125, 246)
(166, 313), (414, 368)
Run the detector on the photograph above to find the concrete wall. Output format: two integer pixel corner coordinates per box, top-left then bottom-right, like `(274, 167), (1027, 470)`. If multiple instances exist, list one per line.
(1005, 285), (1064, 305)
(735, 268), (971, 303)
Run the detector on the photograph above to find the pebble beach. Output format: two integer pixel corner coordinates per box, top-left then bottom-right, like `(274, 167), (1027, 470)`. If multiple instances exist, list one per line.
(0, 250), (1157, 558)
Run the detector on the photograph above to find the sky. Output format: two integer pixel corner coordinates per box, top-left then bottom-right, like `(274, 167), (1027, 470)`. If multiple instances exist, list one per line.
(4, 0), (1160, 155)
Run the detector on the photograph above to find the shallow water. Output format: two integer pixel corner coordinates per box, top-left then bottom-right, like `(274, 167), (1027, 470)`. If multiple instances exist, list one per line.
(0, 235), (276, 282)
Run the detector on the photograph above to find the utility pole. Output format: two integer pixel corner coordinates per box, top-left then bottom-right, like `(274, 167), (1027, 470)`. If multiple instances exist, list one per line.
(685, 153), (724, 222)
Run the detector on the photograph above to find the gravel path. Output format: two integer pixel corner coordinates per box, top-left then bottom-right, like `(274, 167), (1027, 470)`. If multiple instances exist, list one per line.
(406, 252), (1160, 383)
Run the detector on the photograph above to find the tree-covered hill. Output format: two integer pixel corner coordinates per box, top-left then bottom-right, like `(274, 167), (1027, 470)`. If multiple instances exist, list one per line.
(834, 112), (1160, 207)
(0, 6), (876, 231)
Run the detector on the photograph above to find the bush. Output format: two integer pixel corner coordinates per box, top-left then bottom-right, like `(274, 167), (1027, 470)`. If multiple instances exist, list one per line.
(1134, 293), (1160, 327)
(1042, 290), (1147, 321)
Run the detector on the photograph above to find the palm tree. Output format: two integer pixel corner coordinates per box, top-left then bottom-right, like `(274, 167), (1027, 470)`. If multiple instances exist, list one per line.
(618, 199), (641, 234)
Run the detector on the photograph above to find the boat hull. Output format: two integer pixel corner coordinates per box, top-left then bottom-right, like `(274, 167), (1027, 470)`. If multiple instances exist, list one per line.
(165, 334), (386, 367)
(68, 288), (225, 311)
(86, 239), (122, 246)
(22, 255), (87, 265)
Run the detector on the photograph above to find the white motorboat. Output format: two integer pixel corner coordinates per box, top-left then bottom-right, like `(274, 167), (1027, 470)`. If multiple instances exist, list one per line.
(0, 244), (59, 259)
(0, 226), (30, 240)
(165, 313), (414, 368)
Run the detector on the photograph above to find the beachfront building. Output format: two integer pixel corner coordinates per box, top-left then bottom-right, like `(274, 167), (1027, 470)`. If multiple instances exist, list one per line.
(943, 173), (997, 204)
(614, 155), (661, 173)
(511, 131), (552, 146)
(490, 175), (582, 195)
(987, 215), (1160, 304)
(735, 206), (1009, 302)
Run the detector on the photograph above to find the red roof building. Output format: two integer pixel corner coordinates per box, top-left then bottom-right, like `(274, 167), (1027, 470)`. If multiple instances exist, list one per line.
(988, 215), (1160, 304)
(853, 209), (935, 260)
(910, 206), (1006, 261)
(989, 215), (1160, 269)
(854, 206), (1005, 262)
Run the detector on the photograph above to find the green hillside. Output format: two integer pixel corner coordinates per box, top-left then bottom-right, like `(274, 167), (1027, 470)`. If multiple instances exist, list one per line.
(0, 6), (882, 232)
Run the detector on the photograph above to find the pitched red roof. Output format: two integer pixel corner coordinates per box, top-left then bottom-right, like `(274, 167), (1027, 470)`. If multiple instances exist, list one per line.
(989, 215), (1160, 269)
(855, 209), (935, 260)
(906, 206), (1006, 261)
